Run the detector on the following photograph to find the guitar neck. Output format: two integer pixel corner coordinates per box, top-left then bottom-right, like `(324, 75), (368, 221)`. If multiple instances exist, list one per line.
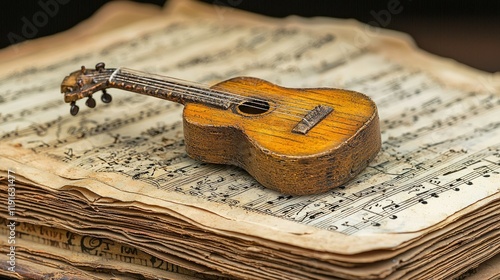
(108, 67), (232, 109)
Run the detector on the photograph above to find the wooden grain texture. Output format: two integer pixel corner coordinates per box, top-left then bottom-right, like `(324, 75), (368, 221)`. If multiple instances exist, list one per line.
(183, 77), (381, 195)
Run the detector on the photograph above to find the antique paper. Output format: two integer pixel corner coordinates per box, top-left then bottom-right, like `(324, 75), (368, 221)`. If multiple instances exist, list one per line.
(0, 0), (498, 279)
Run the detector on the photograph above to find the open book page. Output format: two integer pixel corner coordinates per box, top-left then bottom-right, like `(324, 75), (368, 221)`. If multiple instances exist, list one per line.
(0, 0), (499, 259)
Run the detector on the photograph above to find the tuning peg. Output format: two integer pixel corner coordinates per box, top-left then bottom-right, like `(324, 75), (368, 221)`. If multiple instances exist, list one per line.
(86, 96), (96, 108)
(77, 78), (84, 88)
(80, 65), (86, 74)
(95, 62), (105, 71)
(70, 101), (79, 116)
(101, 89), (112, 103)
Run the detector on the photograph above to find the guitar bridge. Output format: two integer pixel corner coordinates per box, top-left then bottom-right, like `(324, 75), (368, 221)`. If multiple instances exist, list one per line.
(292, 105), (333, 135)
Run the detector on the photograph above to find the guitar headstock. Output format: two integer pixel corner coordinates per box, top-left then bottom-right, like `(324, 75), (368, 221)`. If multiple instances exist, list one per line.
(61, 62), (115, 115)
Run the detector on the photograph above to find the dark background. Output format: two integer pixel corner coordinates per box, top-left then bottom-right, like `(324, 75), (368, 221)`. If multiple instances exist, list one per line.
(1, 0), (499, 72)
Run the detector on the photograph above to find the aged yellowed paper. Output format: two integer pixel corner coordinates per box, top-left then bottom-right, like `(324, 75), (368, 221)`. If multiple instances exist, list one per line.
(0, 0), (498, 279)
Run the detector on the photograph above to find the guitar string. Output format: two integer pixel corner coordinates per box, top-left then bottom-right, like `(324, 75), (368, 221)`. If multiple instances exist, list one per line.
(112, 75), (348, 133)
(112, 70), (367, 121)
(74, 74), (359, 136)
(108, 74), (361, 135)
(83, 72), (363, 132)
(112, 72), (364, 131)
(91, 70), (366, 121)
(111, 74), (313, 119)
(114, 68), (372, 121)
(113, 71), (315, 117)
(86, 72), (363, 135)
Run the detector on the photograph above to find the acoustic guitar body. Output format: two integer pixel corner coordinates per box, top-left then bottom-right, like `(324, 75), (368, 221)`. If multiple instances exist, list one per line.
(183, 77), (381, 195)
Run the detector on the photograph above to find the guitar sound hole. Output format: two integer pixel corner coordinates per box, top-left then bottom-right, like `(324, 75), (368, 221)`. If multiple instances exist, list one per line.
(238, 100), (270, 115)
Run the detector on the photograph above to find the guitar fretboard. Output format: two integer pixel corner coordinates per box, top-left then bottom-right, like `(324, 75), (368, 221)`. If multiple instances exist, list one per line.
(108, 68), (234, 109)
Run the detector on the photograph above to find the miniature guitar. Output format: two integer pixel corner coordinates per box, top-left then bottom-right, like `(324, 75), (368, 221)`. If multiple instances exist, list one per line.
(61, 62), (381, 195)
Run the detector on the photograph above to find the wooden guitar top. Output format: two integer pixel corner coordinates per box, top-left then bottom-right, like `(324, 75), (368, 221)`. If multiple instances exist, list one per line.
(61, 63), (381, 195)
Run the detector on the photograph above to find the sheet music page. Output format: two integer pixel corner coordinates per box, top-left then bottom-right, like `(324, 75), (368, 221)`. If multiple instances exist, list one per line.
(0, 0), (499, 256)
